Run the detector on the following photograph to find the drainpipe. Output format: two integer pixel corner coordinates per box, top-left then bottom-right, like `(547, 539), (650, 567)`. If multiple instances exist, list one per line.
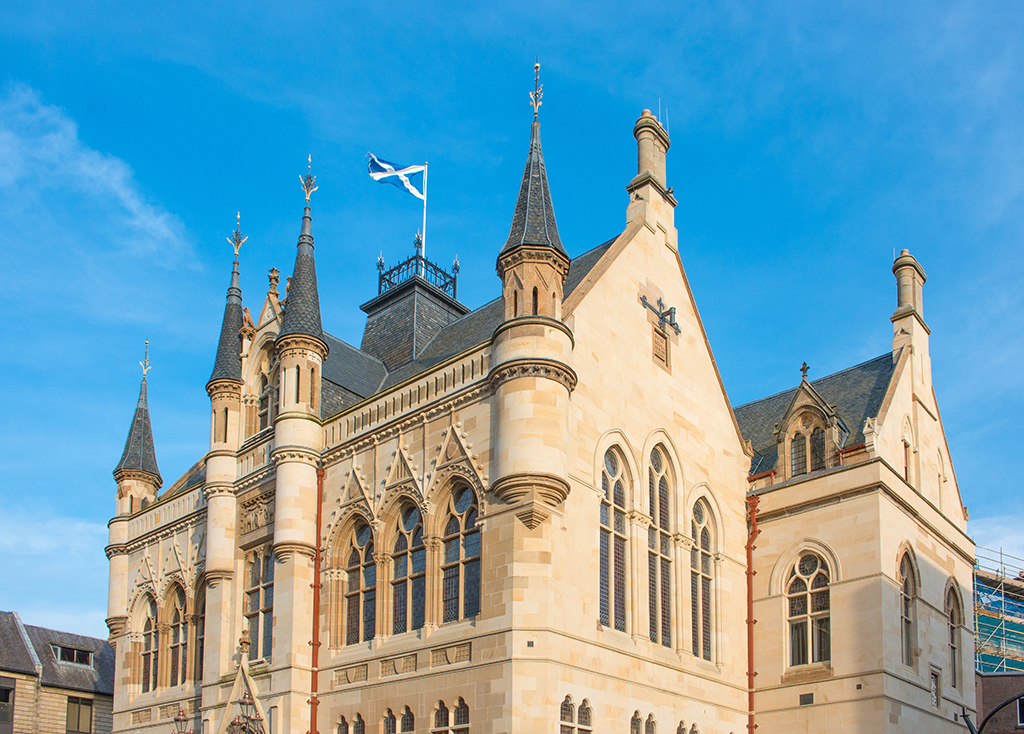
(309, 466), (324, 734)
(745, 494), (761, 733)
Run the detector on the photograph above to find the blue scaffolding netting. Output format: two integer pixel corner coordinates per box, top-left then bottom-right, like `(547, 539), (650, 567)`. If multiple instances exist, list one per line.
(975, 547), (1024, 673)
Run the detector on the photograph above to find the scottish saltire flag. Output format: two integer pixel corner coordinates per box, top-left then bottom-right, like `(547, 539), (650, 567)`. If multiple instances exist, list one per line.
(367, 153), (425, 200)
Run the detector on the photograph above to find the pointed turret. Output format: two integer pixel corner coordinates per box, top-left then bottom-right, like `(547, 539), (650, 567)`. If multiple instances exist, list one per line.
(499, 119), (565, 258)
(279, 164), (326, 349)
(113, 375), (161, 484)
(208, 253), (244, 385)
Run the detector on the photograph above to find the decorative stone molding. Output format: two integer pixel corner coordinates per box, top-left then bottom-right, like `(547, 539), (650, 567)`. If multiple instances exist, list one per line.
(496, 245), (570, 280)
(114, 468), (163, 490)
(490, 472), (571, 529)
(206, 380), (242, 400)
(381, 653), (417, 677)
(105, 543), (128, 559)
(430, 641), (471, 667)
(203, 483), (235, 500)
(240, 493), (275, 534)
(273, 541), (316, 560)
(488, 358), (577, 395)
(105, 616), (127, 638)
(333, 664), (367, 687)
(204, 569), (234, 587)
(275, 333), (328, 358)
(270, 446), (321, 467)
(491, 316), (575, 348)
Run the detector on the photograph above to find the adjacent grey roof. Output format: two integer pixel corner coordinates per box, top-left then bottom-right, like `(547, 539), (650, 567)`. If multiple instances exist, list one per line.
(113, 378), (161, 481)
(279, 207), (326, 347)
(500, 121), (566, 257)
(734, 350), (900, 475)
(322, 333), (387, 399)
(209, 258), (244, 384)
(0, 612), (114, 696)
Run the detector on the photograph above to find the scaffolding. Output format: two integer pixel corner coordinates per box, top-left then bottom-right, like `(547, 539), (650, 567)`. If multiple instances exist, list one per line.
(975, 545), (1024, 673)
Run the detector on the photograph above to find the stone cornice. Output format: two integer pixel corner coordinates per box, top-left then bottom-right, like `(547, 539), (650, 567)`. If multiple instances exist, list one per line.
(275, 333), (328, 359)
(206, 448), (237, 460)
(105, 543), (128, 559)
(496, 244), (570, 281)
(488, 358), (577, 394)
(203, 483), (235, 500)
(206, 380), (243, 400)
(491, 316), (574, 348)
(114, 468), (163, 490)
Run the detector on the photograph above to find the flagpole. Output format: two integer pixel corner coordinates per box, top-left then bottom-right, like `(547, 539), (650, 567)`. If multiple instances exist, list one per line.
(421, 162), (428, 261)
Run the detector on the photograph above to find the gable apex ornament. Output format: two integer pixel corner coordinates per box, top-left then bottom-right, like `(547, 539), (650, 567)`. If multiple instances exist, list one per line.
(800, 361), (810, 380)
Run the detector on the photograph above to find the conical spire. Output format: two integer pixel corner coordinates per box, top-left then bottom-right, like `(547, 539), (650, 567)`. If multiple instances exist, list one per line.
(113, 368), (161, 483)
(500, 120), (565, 257)
(209, 217), (246, 385)
(279, 159), (326, 348)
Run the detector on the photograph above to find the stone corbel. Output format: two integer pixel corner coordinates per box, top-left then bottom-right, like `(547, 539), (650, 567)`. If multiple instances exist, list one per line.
(490, 473), (570, 529)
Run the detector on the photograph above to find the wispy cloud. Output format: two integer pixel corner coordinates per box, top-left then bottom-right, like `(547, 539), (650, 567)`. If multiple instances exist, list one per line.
(970, 515), (1024, 561)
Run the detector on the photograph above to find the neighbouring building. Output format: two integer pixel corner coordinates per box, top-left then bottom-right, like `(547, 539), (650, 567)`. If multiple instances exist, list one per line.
(103, 85), (975, 733)
(0, 611), (114, 734)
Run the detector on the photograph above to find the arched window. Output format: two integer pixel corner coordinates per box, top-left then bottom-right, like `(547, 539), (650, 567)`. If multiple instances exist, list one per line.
(810, 427), (825, 472)
(434, 702), (449, 730)
(141, 597), (158, 693)
(900, 553), (916, 666)
(577, 701), (591, 734)
(258, 373), (271, 430)
(384, 710), (396, 734)
(338, 718), (348, 734)
(648, 447), (672, 647)
(353, 715), (365, 734)
(947, 588), (962, 689)
(393, 504), (426, 634)
(193, 585), (206, 682)
(630, 712), (642, 734)
(599, 449), (628, 632)
(346, 523), (376, 644)
(645, 714), (656, 734)
(787, 553), (830, 666)
(559, 696), (574, 734)
(442, 487), (481, 623)
(168, 587), (187, 686)
(791, 433), (807, 476)
(690, 499), (713, 661)
(676, 722), (686, 734)
(245, 547), (274, 660)
(400, 707), (414, 733)
(532, 287), (539, 315)
(310, 367), (317, 409)
(513, 290), (518, 318)
(689, 726), (699, 734)
(453, 698), (469, 733)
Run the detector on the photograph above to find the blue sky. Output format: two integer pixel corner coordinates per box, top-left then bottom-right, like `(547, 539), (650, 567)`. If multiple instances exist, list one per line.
(1, 2), (1021, 638)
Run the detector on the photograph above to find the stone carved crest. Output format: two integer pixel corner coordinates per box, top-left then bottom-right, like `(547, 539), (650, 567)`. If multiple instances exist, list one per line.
(241, 493), (275, 534)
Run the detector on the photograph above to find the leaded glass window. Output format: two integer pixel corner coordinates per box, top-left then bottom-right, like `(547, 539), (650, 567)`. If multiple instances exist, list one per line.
(646, 714), (657, 734)
(648, 447), (672, 647)
(141, 597), (158, 693)
(353, 715), (365, 734)
(810, 427), (826, 471)
(245, 547), (275, 659)
(193, 585), (205, 682)
(384, 710), (396, 734)
(690, 500), (713, 661)
(787, 553), (830, 666)
(560, 696), (574, 734)
(168, 587), (187, 686)
(577, 701), (591, 733)
(345, 524), (376, 645)
(393, 504), (426, 635)
(454, 698), (469, 733)
(900, 553), (916, 666)
(791, 433), (807, 476)
(630, 712), (642, 734)
(400, 707), (414, 733)
(339, 718), (348, 734)
(600, 449), (628, 632)
(442, 487), (481, 623)
(435, 702), (449, 730)
(947, 589), (961, 689)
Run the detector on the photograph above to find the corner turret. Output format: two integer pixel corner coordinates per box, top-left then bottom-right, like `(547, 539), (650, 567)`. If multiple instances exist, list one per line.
(113, 346), (161, 515)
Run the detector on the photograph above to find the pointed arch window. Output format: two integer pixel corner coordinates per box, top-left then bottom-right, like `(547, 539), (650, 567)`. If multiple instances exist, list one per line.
(141, 597), (158, 693)
(393, 504), (427, 635)
(900, 553), (916, 666)
(442, 487), (481, 623)
(559, 696), (574, 734)
(600, 449), (628, 632)
(648, 447), (672, 647)
(810, 427), (826, 471)
(258, 373), (271, 430)
(384, 710), (396, 734)
(353, 715), (365, 734)
(338, 718), (349, 734)
(690, 500), (713, 661)
(400, 707), (414, 733)
(245, 547), (274, 659)
(168, 587), (188, 687)
(947, 588), (962, 689)
(346, 524), (376, 644)
(453, 698), (469, 733)
(434, 702), (449, 732)
(791, 433), (807, 477)
(630, 712), (642, 734)
(645, 714), (657, 734)
(787, 553), (830, 666)
(193, 585), (206, 682)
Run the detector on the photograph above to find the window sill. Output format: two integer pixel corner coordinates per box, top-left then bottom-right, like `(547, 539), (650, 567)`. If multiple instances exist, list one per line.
(781, 662), (833, 685)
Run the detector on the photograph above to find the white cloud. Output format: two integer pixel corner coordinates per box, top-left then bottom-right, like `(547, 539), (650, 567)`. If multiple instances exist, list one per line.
(969, 515), (1024, 564)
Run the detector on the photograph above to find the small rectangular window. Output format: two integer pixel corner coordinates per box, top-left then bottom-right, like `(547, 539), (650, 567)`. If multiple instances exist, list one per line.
(1017, 698), (1024, 726)
(0, 679), (14, 734)
(799, 693), (813, 706)
(66, 697), (92, 734)
(930, 672), (940, 708)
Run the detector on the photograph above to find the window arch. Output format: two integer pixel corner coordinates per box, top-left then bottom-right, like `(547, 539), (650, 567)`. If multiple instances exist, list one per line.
(630, 712), (642, 734)
(947, 587), (962, 689)
(435, 702), (449, 730)
(648, 447), (672, 647)
(600, 448), (628, 632)
(400, 707), (414, 733)
(140, 597), (158, 693)
(384, 710), (396, 734)
(577, 700), (591, 733)
(899, 552), (916, 666)
(168, 586), (188, 687)
(245, 546), (274, 660)
(346, 523), (376, 644)
(676, 722), (686, 734)
(258, 373), (275, 430)
(353, 715), (365, 734)
(432, 700), (468, 734)
(454, 698), (469, 733)
(791, 433), (807, 476)
(442, 487), (481, 622)
(559, 696), (574, 734)
(645, 714), (656, 734)
(691, 499), (714, 661)
(786, 553), (830, 666)
(193, 584), (206, 682)
(532, 286), (539, 316)
(338, 717), (348, 734)
(393, 503), (426, 634)
(810, 427), (826, 471)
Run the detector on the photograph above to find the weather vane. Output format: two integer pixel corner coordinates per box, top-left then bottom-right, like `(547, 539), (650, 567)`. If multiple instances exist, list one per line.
(300, 154), (318, 203)
(530, 59), (543, 121)
(227, 211), (248, 258)
(140, 339), (151, 380)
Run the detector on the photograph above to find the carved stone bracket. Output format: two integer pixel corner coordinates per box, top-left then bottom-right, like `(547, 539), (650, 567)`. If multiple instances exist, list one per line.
(490, 472), (571, 529)
(488, 358), (577, 395)
(273, 541), (316, 560)
(271, 446), (321, 467)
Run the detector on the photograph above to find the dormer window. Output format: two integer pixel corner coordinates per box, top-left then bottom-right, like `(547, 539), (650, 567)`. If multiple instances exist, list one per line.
(790, 420), (827, 477)
(50, 645), (92, 666)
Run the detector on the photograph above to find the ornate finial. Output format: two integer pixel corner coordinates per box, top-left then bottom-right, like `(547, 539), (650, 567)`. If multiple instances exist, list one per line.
(414, 232), (423, 257)
(530, 58), (543, 121)
(300, 154), (318, 203)
(140, 339), (151, 380)
(268, 268), (280, 295)
(452, 255), (460, 275)
(227, 211), (248, 258)
(800, 361), (810, 380)
(376, 253), (386, 273)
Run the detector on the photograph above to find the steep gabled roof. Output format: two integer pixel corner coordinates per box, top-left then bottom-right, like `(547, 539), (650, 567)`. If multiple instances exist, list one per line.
(734, 350), (900, 475)
(24, 623), (115, 695)
(0, 611), (36, 676)
(500, 121), (565, 257)
(113, 378), (161, 482)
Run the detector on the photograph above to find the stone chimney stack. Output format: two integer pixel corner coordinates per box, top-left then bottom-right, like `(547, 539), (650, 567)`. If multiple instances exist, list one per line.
(890, 248), (931, 376)
(631, 109), (671, 191)
(893, 249), (926, 321)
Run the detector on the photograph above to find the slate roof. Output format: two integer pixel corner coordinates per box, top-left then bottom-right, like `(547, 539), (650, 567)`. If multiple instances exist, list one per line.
(209, 258), (244, 384)
(279, 207), (326, 346)
(500, 121), (566, 257)
(734, 350), (900, 475)
(113, 378), (161, 481)
(0, 612), (114, 696)
(316, 236), (616, 411)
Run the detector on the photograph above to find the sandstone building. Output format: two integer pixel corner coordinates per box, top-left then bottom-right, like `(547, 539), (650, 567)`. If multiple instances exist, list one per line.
(104, 99), (976, 733)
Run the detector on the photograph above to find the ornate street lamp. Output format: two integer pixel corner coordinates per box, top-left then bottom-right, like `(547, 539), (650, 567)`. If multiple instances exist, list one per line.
(227, 690), (265, 734)
(172, 706), (193, 734)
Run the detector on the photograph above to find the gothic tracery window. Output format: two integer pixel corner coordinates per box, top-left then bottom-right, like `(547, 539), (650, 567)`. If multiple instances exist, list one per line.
(346, 523), (376, 644)
(168, 587), (188, 686)
(559, 697), (574, 734)
(432, 700), (468, 734)
(900, 553), (916, 666)
(947, 588), (962, 689)
(442, 487), (481, 623)
(245, 547), (274, 659)
(393, 504), (426, 634)
(791, 433), (807, 477)
(384, 710), (396, 734)
(648, 447), (672, 647)
(600, 449), (628, 632)
(787, 553), (830, 666)
(141, 597), (158, 693)
(690, 500), (713, 661)
(400, 707), (414, 733)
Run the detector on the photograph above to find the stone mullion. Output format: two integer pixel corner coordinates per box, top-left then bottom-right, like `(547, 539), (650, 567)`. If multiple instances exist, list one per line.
(375, 552), (391, 640)
(713, 552), (724, 669)
(628, 512), (650, 641)
(425, 536), (443, 628)
(156, 622), (172, 689)
(673, 533), (692, 654)
(183, 613), (198, 687)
